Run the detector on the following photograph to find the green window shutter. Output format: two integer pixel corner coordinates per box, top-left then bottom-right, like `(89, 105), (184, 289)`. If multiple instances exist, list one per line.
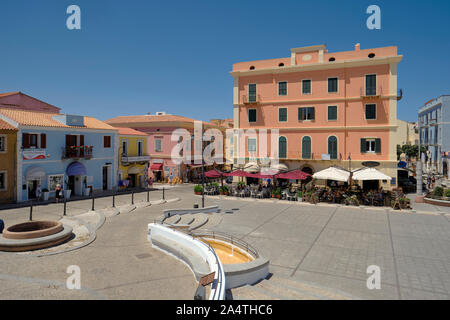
(279, 137), (287, 158)
(375, 138), (381, 153)
(361, 139), (366, 153)
(302, 137), (311, 159)
(311, 107), (315, 120)
(298, 108), (303, 121)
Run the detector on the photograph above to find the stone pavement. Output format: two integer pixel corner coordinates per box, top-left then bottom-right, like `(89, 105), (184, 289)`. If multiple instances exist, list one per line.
(0, 184), (449, 300)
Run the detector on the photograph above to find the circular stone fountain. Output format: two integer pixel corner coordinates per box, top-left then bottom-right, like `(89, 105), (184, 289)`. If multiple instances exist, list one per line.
(0, 221), (73, 252)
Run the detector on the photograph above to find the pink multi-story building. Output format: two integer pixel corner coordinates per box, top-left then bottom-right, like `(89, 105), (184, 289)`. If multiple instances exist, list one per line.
(106, 113), (226, 182)
(231, 44), (403, 189)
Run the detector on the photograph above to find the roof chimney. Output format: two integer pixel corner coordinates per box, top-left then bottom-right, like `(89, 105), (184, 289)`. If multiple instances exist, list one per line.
(355, 43), (361, 51)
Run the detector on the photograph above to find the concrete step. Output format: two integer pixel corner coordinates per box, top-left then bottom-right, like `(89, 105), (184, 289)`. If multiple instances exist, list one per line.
(178, 214), (194, 225)
(188, 214), (209, 231)
(164, 215), (181, 225)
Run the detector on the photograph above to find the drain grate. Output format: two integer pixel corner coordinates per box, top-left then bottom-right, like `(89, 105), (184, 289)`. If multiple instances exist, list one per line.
(135, 253), (152, 260)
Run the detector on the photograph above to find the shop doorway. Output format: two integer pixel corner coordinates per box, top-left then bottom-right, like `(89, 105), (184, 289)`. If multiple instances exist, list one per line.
(27, 180), (40, 200)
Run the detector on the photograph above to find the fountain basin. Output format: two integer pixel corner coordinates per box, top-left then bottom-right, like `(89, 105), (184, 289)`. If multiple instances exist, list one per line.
(3, 221), (63, 240)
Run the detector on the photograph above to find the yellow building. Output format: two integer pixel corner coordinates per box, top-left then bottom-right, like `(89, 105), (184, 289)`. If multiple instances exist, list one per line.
(0, 119), (17, 203)
(116, 127), (150, 188)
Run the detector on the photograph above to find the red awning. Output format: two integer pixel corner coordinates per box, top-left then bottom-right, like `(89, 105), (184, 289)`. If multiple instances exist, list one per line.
(150, 163), (163, 171)
(276, 169), (311, 180)
(223, 170), (248, 177)
(246, 172), (276, 179)
(204, 169), (223, 178)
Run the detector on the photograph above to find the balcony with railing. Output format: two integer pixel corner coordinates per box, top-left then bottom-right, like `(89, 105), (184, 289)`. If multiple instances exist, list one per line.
(360, 86), (382, 99)
(62, 145), (93, 159)
(121, 153), (151, 164)
(242, 94), (261, 105)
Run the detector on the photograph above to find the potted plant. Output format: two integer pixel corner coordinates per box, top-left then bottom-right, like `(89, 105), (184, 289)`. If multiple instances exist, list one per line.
(297, 190), (303, 202)
(273, 187), (282, 199)
(222, 185), (229, 196)
(194, 185), (203, 195)
(64, 178), (72, 199)
(433, 186), (444, 199)
(83, 177), (90, 196)
(444, 189), (450, 201)
(42, 188), (49, 201)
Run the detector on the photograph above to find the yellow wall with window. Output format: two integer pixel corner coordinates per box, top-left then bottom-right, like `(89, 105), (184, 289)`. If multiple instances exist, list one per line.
(118, 134), (149, 188)
(0, 130), (17, 203)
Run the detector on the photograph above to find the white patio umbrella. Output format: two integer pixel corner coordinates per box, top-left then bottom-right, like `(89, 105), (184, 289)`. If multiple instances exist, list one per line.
(352, 167), (392, 181)
(312, 166), (350, 182)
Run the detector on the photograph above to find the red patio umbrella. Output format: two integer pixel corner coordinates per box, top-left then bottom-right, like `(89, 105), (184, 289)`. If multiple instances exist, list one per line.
(275, 169), (311, 180)
(223, 170), (249, 177)
(204, 169), (223, 178)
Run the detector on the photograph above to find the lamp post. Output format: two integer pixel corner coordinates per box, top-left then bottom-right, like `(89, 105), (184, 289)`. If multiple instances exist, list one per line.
(417, 121), (423, 195)
(201, 132), (205, 208)
(348, 153), (352, 187)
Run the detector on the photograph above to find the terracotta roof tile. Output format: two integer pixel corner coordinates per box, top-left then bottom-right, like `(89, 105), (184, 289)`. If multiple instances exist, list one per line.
(0, 119), (17, 130)
(116, 127), (148, 136)
(0, 108), (117, 131)
(105, 114), (217, 127)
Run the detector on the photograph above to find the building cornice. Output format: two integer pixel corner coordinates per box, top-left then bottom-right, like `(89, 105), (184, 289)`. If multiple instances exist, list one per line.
(230, 55), (403, 77)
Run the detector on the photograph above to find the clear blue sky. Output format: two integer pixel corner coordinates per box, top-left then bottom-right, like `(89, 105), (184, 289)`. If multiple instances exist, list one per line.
(0, 0), (449, 122)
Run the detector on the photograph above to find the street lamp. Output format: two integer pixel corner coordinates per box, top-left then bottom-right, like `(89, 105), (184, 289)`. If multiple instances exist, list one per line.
(417, 120), (423, 195)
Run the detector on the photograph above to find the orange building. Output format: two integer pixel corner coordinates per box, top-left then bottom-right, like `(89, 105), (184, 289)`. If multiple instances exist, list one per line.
(231, 44), (403, 189)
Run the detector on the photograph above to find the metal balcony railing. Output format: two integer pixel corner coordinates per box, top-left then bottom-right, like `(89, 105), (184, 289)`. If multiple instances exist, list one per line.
(121, 154), (151, 163)
(360, 86), (382, 98)
(242, 94), (261, 104)
(62, 145), (93, 159)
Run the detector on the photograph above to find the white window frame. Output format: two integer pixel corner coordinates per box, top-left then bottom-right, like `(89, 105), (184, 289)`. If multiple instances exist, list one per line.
(298, 107), (315, 121)
(154, 138), (163, 152)
(327, 77), (339, 94)
(365, 138), (376, 153)
(365, 103), (377, 120)
(0, 134), (7, 153)
(301, 79), (312, 95)
(278, 107), (288, 123)
(364, 73), (377, 96)
(47, 174), (64, 192)
(248, 138), (257, 153)
(278, 81), (288, 96)
(0, 170), (7, 191)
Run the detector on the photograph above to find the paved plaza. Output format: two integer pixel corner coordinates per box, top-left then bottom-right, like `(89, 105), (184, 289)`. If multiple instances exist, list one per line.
(0, 184), (449, 300)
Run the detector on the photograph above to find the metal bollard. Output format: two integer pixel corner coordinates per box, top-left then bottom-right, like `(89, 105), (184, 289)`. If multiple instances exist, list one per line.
(112, 193), (115, 208)
(91, 194), (95, 211)
(163, 186), (165, 200)
(63, 198), (67, 216)
(147, 189), (149, 202)
(29, 201), (33, 221)
(131, 191), (134, 205)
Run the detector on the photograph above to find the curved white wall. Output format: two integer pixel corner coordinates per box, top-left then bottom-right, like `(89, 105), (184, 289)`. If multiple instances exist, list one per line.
(148, 223), (226, 300)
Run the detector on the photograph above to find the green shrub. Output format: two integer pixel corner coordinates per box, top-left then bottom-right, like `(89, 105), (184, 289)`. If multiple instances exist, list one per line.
(221, 185), (229, 192)
(444, 189), (450, 198)
(237, 181), (245, 187)
(273, 187), (282, 196)
(297, 191), (303, 197)
(433, 186), (444, 197)
(194, 185), (203, 193)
